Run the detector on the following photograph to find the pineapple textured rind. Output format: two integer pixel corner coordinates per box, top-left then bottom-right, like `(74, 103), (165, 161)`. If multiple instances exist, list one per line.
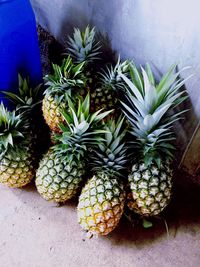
(42, 95), (65, 133)
(0, 148), (35, 188)
(37, 94), (112, 203)
(90, 58), (130, 116)
(121, 63), (189, 216)
(0, 104), (35, 188)
(78, 173), (126, 235)
(36, 152), (85, 202)
(127, 163), (173, 216)
(42, 56), (86, 132)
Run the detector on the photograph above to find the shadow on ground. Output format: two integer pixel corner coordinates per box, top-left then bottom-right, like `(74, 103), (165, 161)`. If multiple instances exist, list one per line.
(10, 169), (200, 247)
(107, 170), (200, 246)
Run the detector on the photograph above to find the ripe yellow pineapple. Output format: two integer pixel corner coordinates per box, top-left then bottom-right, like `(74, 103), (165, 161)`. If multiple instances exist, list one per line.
(42, 95), (65, 133)
(0, 104), (35, 188)
(121, 63), (190, 216)
(43, 55), (86, 132)
(77, 117), (127, 235)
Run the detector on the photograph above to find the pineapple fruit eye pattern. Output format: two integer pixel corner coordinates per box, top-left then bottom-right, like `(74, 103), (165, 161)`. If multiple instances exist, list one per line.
(43, 56), (86, 133)
(78, 174), (126, 236)
(90, 56), (130, 117)
(0, 104), (35, 188)
(127, 163), (173, 216)
(77, 117), (127, 235)
(0, 26), (190, 237)
(36, 94), (113, 203)
(120, 63), (190, 217)
(35, 151), (85, 202)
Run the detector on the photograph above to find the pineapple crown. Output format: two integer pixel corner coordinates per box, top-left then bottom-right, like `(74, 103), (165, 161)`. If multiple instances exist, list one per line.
(53, 94), (113, 164)
(44, 55), (86, 103)
(89, 116), (128, 178)
(121, 63), (191, 167)
(67, 26), (101, 64)
(0, 103), (30, 157)
(99, 56), (130, 92)
(1, 75), (43, 116)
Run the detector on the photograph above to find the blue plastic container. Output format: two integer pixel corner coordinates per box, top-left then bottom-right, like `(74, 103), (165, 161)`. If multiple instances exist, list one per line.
(0, 0), (42, 108)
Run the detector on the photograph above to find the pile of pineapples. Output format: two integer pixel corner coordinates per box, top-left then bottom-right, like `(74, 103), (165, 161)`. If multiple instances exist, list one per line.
(0, 26), (190, 236)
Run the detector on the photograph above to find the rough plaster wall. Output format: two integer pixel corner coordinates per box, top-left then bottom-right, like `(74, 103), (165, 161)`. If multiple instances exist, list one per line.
(30, 0), (200, 170)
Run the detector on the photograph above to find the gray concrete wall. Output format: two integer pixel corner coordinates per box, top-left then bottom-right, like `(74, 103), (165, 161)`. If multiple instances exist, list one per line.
(30, 0), (200, 173)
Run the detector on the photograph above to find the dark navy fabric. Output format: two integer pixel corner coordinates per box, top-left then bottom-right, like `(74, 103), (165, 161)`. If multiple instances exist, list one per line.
(0, 0), (42, 108)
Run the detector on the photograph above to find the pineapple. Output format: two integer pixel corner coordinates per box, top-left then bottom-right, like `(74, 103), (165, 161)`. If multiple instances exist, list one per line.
(90, 57), (130, 115)
(0, 104), (35, 188)
(67, 26), (102, 95)
(121, 63), (190, 216)
(43, 55), (86, 132)
(2, 75), (50, 158)
(77, 116), (127, 235)
(36, 94), (112, 203)
(67, 26), (129, 117)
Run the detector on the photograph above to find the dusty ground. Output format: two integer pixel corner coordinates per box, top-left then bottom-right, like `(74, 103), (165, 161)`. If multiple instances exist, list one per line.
(0, 175), (199, 267)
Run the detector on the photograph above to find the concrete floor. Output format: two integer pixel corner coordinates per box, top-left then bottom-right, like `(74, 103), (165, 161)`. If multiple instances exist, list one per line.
(0, 176), (199, 267)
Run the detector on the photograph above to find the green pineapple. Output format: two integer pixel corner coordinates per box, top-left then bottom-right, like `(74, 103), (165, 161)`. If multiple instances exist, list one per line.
(43, 55), (86, 132)
(36, 94), (112, 203)
(77, 116), (127, 235)
(90, 57), (130, 116)
(67, 26), (128, 117)
(121, 63), (190, 216)
(2, 75), (49, 157)
(0, 104), (35, 188)
(67, 26), (101, 96)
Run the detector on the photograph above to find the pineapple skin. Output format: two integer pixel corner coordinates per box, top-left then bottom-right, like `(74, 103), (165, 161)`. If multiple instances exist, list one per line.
(36, 151), (85, 203)
(0, 149), (35, 188)
(90, 87), (117, 113)
(77, 173), (126, 235)
(127, 163), (173, 216)
(42, 95), (65, 133)
(90, 87), (120, 120)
